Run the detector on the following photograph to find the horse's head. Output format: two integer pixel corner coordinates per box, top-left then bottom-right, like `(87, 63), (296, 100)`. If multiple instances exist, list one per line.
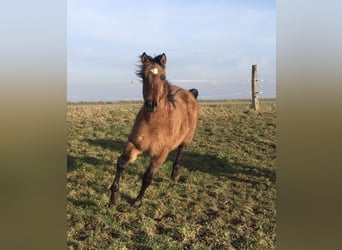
(137, 52), (168, 112)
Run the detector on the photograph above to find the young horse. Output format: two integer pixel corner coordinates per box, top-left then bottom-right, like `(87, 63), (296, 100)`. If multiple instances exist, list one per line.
(109, 52), (199, 207)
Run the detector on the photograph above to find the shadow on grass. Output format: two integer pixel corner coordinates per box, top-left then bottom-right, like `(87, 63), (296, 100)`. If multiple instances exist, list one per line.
(68, 138), (275, 184)
(67, 139), (126, 172)
(67, 197), (98, 209)
(167, 150), (275, 185)
(84, 138), (125, 152)
(67, 154), (113, 172)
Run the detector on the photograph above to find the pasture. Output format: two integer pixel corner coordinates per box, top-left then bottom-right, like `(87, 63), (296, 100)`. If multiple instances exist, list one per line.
(67, 99), (276, 249)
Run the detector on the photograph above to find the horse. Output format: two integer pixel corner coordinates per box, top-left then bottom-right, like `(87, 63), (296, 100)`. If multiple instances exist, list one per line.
(109, 52), (199, 207)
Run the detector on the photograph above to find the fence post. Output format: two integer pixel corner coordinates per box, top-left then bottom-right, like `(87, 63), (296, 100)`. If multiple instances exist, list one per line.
(251, 64), (260, 110)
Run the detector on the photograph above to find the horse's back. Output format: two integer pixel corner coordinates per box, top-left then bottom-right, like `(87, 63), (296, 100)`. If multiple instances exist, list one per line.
(169, 85), (198, 144)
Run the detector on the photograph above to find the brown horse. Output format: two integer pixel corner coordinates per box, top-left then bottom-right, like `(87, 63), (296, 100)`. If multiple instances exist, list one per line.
(109, 52), (199, 207)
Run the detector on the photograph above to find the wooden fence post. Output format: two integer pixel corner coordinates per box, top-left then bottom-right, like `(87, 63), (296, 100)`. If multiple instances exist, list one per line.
(251, 64), (260, 110)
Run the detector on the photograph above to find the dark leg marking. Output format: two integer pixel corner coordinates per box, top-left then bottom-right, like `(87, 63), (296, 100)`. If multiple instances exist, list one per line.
(109, 155), (128, 205)
(171, 145), (185, 180)
(132, 167), (154, 207)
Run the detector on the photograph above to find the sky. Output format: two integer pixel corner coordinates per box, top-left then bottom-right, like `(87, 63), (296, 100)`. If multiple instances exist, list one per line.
(68, 0), (276, 101)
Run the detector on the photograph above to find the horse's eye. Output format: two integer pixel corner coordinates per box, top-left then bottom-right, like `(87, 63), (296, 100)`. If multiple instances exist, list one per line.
(160, 74), (165, 81)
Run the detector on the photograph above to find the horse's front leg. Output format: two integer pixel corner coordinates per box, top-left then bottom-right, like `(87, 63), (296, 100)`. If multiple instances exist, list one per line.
(132, 150), (169, 207)
(109, 141), (141, 206)
(109, 155), (127, 205)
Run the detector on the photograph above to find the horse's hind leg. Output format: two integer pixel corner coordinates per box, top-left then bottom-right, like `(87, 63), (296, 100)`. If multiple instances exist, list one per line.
(171, 145), (186, 181)
(109, 141), (141, 206)
(132, 150), (169, 207)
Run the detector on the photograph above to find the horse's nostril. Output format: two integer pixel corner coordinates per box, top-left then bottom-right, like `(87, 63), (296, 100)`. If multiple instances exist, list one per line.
(145, 99), (157, 112)
(145, 100), (153, 108)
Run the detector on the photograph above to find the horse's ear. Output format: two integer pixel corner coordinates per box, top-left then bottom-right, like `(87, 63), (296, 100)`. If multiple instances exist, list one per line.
(159, 53), (167, 67)
(141, 52), (150, 64)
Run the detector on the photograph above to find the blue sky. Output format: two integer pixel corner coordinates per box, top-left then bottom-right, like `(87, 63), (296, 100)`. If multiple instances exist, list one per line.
(68, 0), (275, 101)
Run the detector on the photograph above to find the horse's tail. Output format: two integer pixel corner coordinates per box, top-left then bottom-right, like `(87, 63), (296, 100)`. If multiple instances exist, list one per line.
(188, 88), (199, 100)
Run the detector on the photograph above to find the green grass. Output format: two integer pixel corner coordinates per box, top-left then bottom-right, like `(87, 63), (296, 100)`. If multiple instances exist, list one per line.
(67, 99), (276, 249)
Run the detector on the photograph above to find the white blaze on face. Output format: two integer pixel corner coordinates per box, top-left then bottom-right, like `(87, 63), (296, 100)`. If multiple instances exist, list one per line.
(150, 68), (158, 75)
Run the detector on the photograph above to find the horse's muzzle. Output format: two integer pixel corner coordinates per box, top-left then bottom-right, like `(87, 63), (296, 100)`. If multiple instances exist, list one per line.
(145, 99), (157, 112)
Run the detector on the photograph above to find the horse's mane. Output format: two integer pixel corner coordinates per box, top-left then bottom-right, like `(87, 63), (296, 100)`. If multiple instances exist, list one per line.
(167, 83), (175, 103)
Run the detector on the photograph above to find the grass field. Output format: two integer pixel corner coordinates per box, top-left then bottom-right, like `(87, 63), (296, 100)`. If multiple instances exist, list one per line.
(67, 99), (276, 249)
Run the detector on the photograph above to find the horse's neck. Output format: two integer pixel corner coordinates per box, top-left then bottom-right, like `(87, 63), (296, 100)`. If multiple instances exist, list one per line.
(157, 96), (170, 112)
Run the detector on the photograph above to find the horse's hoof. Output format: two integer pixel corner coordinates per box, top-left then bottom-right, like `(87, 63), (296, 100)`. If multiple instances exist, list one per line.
(131, 198), (142, 208)
(171, 173), (180, 181)
(109, 193), (121, 206)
